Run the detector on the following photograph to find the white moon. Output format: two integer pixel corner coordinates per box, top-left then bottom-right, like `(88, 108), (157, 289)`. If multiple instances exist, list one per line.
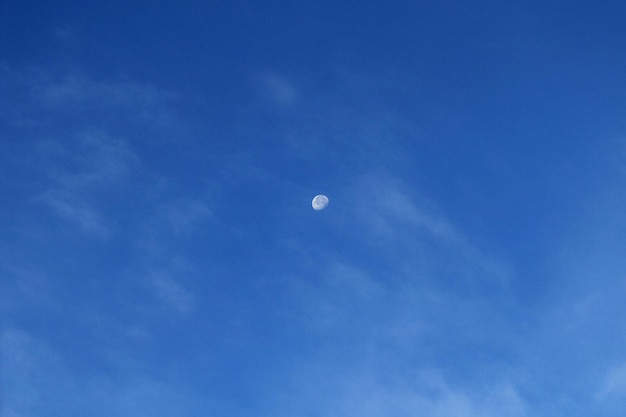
(312, 194), (329, 211)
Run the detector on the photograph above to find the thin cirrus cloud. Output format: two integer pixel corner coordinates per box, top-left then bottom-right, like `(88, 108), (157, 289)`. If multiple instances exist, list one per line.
(599, 362), (626, 396)
(0, 65), (177, 131)
(160, 199), (213, 235)
(255, 71), (299, 108)
(2, 66), (161, 237)
(263, 350), (528, 417)
(2, 65), (212, 240)
(269, 171), (524, 415)
(343, 174), (513, 289)
(3, 22), (626, 412)
(1, 327), (199, 417)
(150, 273), (195, 316)
(38, 73), (177, 127)
(597, 362), (626, 415)
(35, 132), (138, 236)
(1, 64), (209, 376)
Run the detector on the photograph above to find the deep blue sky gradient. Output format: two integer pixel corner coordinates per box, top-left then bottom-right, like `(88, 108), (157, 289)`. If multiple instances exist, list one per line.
(2, 1), (626, 416)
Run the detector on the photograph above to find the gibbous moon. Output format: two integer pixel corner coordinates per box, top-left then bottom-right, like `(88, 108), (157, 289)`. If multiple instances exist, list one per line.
(312, 194), (329, 211)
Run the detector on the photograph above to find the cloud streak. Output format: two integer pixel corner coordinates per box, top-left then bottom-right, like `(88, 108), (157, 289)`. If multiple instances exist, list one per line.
(1, 327), (201, 417)
(261, 169), (528, 415)
(255, 72), (299, 108)
(150, 273), (195, 316)
(35, 131), (138, 236)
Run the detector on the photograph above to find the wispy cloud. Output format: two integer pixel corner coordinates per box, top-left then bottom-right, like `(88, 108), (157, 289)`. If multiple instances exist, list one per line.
(330, 377), (527, 417)
(598, 362), (626, 400)
(1, 327), (68, 417)
(264, 168), (529, 416)
(41, 190), (109, 235)
(351, 174), (458, 242)
(342, 174), (513, 290)
(0, 65), (173, 129)
(38, 73), (178, 126)
(0, 258), (54, 315)
(35, 131), (138, 236)
(269, 361), (527, 417)
(1, 327), (201, 417)
(160, 199), (213, 235)
(255, 71), (298, 108)
(150, 273), (195, 316)
(0, 66), (180, 237)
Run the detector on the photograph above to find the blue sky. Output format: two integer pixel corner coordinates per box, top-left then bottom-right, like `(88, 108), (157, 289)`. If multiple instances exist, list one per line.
(2, 1), (626, 416)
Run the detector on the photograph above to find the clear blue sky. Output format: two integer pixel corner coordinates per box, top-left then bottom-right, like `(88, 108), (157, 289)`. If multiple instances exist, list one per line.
(2, 1), (626, 416)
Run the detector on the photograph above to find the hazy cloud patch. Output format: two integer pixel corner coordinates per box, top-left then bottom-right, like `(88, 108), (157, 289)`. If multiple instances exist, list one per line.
(352, 175), (457, 243)
(161, 199), (213, 235)
(1, 327), (201, 417)
(273, 363), (528, 417)
(255, 72), (298, 108)
(345, 174), (513, 290)
(34, 131), (139, 235)
(150, 273), (195, 316)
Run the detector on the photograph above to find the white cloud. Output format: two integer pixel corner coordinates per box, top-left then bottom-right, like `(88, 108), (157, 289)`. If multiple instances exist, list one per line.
(1, 327), (201, 417)
(35, 131), (138, 236)
(150, 273), (194, 315)
(42, 189), (110, 235)
(597, 362), (626, 400)
(288, 260), (388, 334)
(1, 65), (217, 241)
(271, 364), (527, 417)
(271, 170), (525, 417)
(352, 175), (458, 243)
(161, 199), (213, 235)
(0, 259), (54, 314)
(256, 72), (298, 107)
(345, 174), (513, 289)
(1, 65), (178, 131)
(43, 130), (137, 186)
(38, 73), (177, 122)
(1, 327), (71, 417)
(2, 65), (169, 237)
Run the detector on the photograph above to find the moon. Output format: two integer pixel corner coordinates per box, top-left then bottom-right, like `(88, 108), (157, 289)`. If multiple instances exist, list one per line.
(312, 194), (329, 211)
